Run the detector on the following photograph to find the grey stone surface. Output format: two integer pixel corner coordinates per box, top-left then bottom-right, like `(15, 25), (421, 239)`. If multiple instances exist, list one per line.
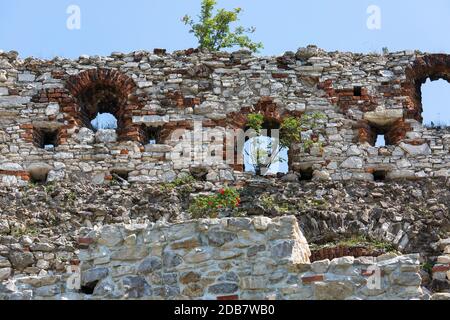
(0, 217), (427, 300)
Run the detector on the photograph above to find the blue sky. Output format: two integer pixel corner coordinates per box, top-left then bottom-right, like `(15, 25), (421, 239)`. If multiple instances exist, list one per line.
(0, 0), (449, 125)
(2, 0), (450, 58)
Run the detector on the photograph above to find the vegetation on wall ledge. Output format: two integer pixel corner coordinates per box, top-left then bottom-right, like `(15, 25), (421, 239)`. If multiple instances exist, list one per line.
(189, 187), (241, 218)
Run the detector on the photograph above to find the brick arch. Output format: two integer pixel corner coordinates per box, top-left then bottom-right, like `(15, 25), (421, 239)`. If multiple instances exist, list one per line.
(64, 68), (142, 142)
(403, 54), (450, 122)
(223, 97), (299, 172)
(226, 97), (285, 129)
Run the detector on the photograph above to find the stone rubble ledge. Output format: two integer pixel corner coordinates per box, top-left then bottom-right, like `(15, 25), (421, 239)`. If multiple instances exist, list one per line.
(0, 216), (438, 300)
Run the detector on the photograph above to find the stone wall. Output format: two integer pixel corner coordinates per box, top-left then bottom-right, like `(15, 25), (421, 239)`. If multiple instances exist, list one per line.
(0, 216), (431, 300)
(431, 239), (450, 293)
(0, 46), (449, 186)
(0, 178), (448, 285)
(1, 46), (449, 300)
(1, 177), (448, 275)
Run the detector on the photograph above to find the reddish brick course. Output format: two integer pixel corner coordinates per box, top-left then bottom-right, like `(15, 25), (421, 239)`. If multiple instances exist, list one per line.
(432, 264), (450, 273)
(217, 295), (239, 300)
(78, 237), (94, 246)
(361, 269), (386, 277)
(302, 275), (324, 284)
(0, 170), (30, 180)
(318, 80), (378, 114)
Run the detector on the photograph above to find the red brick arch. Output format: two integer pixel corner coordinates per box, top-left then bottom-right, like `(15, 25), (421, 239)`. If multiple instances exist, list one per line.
(220, 97), (298, 172)
(226, 97), (285, 129)
(64, 68), (142, 142)
(403, 54), (450, 122)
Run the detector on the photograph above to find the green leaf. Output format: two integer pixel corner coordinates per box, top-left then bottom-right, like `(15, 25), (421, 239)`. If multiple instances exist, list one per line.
(183, 0), (263, 52)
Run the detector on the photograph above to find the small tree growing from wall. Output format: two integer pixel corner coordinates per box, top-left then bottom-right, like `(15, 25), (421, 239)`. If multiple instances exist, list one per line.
(245, 112), (326, 176)
(182, 0), (263, 53)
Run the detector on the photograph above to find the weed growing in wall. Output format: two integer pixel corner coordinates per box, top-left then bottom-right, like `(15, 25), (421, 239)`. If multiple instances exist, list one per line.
(245, 112), (326, 175)
(189, 187), (240, 218)
(160, 174), (196, 192)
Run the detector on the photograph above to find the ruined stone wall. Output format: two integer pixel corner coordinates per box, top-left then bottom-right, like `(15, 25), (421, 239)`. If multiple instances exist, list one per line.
(1, 178), (448, 277)
(0, 46), (449, 186)
(1, 46), (449, 300)
(0, 216), (430, 300)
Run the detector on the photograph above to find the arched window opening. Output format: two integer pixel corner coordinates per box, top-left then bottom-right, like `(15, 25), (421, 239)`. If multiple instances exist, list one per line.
(243, 118), (289, 176)
(77, 84), (124, 133)
(366, 123), (393, 147)
(421, 79), (450, 128)
(66, 69), (140, 142)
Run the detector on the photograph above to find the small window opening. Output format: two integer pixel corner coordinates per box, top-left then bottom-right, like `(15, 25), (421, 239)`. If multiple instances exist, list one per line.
(29, 172), (48, 184)
(373, 170), (387, 182)
(353, 86), (362, 97)
(145, 127), (161, 145)
(80, 280), (99, 295)
(368, 124), (392, 147)
(110, 170), (129, 184)
(34, 128), (59, 150)
(299, 167), (314, 181)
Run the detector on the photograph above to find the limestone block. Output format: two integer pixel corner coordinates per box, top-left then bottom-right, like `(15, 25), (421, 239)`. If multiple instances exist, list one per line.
(0, 268), (11, 281)
(74, 127), (95, 144)
(311, 259), (330, 274)
(0, 162), (23, 171)
(26, 162), (52, 182)
(18, 73), (36, 82)
(0, 70), (7, 82)
(45, 103), (59, 116)
(132, 115), (169, 126)
(314, 281), (354, 300)
(0, 87), (8, 96)
(0, 96), (30, 107)
(95, 129), (117, 143)
(399, 142), (431, 156)
(340, 157), (363, 169)
(364, 106), (403, 126)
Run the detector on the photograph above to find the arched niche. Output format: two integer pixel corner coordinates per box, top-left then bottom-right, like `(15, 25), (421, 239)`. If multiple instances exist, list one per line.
(65, 68), (141, 141)
(404, 54), (450, 123)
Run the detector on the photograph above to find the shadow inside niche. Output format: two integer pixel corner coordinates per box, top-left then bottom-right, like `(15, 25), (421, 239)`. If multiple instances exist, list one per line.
(80, 280), (99, 295)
